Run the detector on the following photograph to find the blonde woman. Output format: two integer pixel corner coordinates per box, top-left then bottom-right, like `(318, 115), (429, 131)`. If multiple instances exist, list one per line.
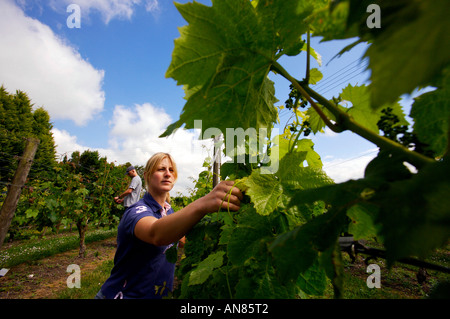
(96, 152), (242, 299)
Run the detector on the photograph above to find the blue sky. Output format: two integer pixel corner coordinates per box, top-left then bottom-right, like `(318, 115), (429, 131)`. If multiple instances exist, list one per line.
(0, 0), (381, 194)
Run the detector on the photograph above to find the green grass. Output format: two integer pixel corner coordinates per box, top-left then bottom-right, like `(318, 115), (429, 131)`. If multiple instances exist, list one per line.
(53, 248), (449, 300)
(3, 229), (447, 299)
(56, 258), (114, 299)
(0, 228), (117, 268)
(318, 243), (450, 299)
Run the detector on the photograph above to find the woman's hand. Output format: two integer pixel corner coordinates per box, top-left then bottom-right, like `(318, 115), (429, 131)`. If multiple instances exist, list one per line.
(201, 180), (243, 213)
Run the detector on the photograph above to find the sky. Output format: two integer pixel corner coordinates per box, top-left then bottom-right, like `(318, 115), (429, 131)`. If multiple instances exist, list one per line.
(0, 0), (382, 195)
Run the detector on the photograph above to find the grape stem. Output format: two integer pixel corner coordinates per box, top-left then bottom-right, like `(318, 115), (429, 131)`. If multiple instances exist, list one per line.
(305, 28), (310, 84)
(271, 60), (435, 169)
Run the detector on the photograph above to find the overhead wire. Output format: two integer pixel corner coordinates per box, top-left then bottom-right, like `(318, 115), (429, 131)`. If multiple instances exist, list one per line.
(315, 63), (369, 96)
(313, 59), (369, 92)
(322, 149), (379, 170)
(278, 57), (370, 127)
(276, 57), (379, 172)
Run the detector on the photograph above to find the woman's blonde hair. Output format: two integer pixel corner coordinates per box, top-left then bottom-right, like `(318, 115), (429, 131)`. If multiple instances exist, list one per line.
(143, 152), (177, 203)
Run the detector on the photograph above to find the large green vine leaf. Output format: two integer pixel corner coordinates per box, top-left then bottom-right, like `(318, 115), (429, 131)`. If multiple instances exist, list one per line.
(284, 153), (450, 265)
(410, 68), (450, 158)
(296, 260), (327, 296)
(243, 137), (333, 216)
(227, 204), (273, 265)
(188, 251), (225, 286)
(161, 0), (321, 139)
(372, 160), (450, 263)
(269, 207), (347, 283)
(244, 172), (283, 216)
(346, 203), (379, 241)
(355, 0), (450, 107)
(340, 84), (408, 133)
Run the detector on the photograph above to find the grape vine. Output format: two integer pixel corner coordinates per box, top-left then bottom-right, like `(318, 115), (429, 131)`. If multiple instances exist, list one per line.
(163, 0), (450, 298)
(1, 149), (131, 257)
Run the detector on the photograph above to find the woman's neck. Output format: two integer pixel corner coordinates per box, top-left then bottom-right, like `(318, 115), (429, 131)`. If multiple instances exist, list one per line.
(148, 190), (167, 208)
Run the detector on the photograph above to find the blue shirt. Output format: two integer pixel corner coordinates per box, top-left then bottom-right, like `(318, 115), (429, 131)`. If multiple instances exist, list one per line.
(100, 192), (176, 299)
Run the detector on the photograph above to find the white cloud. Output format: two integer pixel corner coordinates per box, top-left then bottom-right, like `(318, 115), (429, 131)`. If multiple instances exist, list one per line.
(0, 0), (105, 126)
(322, 149), (379, 183)
(107, 103), (211, 195)
(53, 102), (211, 195)
(145, 0), (160, 13)
(50, 0), (160, 24)
(52, 128), (90, 159)
(109, 103), (171, 142)
(52, 106), (382, 194)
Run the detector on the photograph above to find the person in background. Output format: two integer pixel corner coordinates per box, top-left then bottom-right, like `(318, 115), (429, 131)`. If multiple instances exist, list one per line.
(114, 165), (142, 209)
(96, 152), (242, 299)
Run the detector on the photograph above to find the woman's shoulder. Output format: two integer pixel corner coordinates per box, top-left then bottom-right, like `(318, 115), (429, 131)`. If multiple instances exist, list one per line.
(122, 193), (164, 223)
(119, 199), (159, 235)
(127, 199), (156, 215)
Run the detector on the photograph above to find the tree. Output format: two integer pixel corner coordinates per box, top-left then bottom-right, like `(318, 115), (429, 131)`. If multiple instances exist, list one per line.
(30, 107), (57, 180)
(0, 86), (57, 183)
(0, 88), (132, 251)
(61, 150), (130, 257)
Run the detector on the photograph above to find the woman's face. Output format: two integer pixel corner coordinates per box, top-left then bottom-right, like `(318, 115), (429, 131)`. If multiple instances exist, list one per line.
(148, 157), (175, 194)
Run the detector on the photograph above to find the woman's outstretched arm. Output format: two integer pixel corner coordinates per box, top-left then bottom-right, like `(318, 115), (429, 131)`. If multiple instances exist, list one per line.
(134, 180), (243, 246)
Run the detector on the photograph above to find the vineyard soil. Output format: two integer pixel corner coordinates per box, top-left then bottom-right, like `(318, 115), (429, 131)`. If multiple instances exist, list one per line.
(0, 235), (448, 299)
(0, 237), (116, 299)
(338, 251), (450, 299)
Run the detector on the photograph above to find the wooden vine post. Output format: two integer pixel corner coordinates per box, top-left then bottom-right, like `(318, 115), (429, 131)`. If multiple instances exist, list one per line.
(0, 137), (40, 249)
(212, 135), (222, 188)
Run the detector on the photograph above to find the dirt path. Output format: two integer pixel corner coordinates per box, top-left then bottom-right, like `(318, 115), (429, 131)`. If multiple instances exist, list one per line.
(1, 236), (447, 299)
(0, 237), (117, 299)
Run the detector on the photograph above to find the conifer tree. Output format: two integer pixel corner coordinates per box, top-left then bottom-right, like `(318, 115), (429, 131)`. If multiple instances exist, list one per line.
(0, 86), (56, 182)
